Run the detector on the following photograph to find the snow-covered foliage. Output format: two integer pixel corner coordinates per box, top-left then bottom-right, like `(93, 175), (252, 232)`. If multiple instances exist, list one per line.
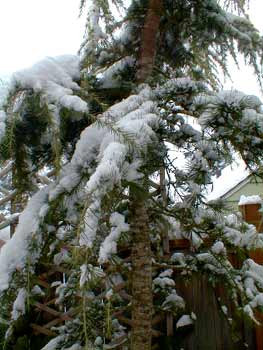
(46, 84), (159, 252)
(13, 55), (87, 113)
(153, 269), (185, 315)
(242, 259), (263, 310)
(40, 336), (66, 350)
(1, 0), (263, 349)
(11, 288), (27, 321)
(99, 212), (129, 262)
(194, 90), (263, 168)
(0, 187), (49, 292)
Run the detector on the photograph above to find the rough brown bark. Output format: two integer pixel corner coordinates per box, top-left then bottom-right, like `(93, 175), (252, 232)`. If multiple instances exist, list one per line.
(130, 2), (162, 348)
(136, 0), (162, 83)
(130, 190), (153, 350)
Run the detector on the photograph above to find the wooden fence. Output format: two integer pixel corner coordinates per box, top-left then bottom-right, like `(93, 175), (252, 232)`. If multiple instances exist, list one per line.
(0, 192), (262, 349)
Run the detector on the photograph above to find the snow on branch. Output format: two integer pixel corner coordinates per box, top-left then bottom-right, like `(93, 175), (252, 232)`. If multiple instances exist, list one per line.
(99, 212), (129, 263)
(0, 186), (50, 292)
(194, 90), (263, 168)
(13, 55), (88, 113)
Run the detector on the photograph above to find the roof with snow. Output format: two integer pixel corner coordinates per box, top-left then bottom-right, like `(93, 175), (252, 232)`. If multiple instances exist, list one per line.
(220, 173), (252, 200)
(218, 173), (263, 211)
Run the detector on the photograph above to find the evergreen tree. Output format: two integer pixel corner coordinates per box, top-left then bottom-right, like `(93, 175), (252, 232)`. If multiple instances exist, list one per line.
(0, 0), (263, 349)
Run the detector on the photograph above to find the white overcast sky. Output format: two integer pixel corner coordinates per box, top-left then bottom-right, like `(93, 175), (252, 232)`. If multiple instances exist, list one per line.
(0, 0), (262, 199)
(0, 0), (85, 75)
(0, 0), (262, 93)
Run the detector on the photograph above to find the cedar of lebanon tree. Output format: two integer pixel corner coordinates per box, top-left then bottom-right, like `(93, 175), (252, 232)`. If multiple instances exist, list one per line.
(0, 0), (263, 349)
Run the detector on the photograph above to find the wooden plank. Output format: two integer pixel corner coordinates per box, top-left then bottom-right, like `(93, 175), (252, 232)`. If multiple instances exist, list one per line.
(43, 309), (76, 329)
(44, 298), (57, 306)
(250, 250), (263, 265)
(175, 274), (235, 350)
(33, 302), (72, 321)
(255, 311), (263, 350)
(239, 204), (262, 222)
(152, 314), (163, 326)
(30, 323), (57, 337)
(240, 202), (263, 350)
(169, 239), (190, 250)
(37, 279), (50, 289)
(166, 313), (173, 337)
(43, 317), (64, 329)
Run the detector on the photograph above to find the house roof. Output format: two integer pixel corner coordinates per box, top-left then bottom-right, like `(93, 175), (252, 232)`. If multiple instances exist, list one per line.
(220, 174), (251, 199)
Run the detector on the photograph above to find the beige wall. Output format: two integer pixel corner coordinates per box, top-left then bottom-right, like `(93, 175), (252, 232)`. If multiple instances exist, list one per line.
(223, 177), (263, 212)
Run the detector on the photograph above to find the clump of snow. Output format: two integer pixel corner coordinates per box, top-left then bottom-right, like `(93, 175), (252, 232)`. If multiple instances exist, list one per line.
(211, 241), (226, 255)
(221, 305), (228, 315)
(162, 290), (185, 311)
(80, 264), (88, 288)
(238, 195), (262, 206)
(79, 264), (105, 288)
(99, 56), (135, 88)
(13, 55), (88, 113)
(31, 285), (45, 296)
(99, 212), (129, 263)
(94, 337), (103, 346)
(159, 269), (173, 278)
(11, 288), (27, 320)
(154, 276), (175, 289)
(40, 335), (65, 350)
(176, 314), (194, 328)
(171, 253), (186, 266)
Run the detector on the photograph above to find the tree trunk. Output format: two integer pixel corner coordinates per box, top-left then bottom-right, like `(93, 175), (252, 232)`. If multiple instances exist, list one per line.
(136, 0), (162, 83)
(130, 1), (162, 348)
(130, 189), (153, 350)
